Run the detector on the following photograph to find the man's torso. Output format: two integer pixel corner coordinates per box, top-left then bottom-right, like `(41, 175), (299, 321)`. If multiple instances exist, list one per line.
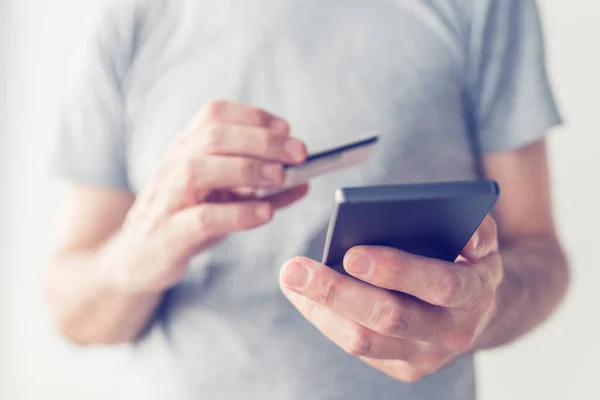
(120, 1), (480, 398)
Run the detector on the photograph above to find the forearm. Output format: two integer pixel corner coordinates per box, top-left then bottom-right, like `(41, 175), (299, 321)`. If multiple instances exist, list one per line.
(44, 236), (162, 346)
(474, 235), (570, 350)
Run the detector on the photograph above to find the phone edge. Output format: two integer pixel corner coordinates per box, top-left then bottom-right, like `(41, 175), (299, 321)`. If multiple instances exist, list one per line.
(338, 179), (500, 204)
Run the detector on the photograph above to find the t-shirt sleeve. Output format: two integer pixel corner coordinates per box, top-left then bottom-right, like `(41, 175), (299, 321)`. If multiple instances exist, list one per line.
(50, 4), (137, 190)
(466, 0), (562, 153)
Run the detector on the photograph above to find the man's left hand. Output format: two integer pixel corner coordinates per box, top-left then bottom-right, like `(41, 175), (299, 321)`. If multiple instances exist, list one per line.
(279, 215), (503, 382)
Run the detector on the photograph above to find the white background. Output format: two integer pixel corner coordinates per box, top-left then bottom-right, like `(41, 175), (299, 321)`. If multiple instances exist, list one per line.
(0, 0), (7, 394)
(1, 1), (599, 399)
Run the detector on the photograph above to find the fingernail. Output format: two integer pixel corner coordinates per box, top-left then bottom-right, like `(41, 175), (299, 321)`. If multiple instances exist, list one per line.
(345, 251), (373, 277)
(255, 204), (272, 221)
(284, 139), (306, 162)
(282, 261), (311, 290)
(269, 118), (288, 134)
(261, 163), (282, 182)
(471, 232), (479, 251)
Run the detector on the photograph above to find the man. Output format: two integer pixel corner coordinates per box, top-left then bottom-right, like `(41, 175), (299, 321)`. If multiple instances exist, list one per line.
(44, 0), (570, 399)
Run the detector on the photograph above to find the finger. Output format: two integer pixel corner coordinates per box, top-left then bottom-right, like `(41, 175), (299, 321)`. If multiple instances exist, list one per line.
(207, 184), (308, 209)
(168, 201), (273, 261)
(176, 156), (287, 191)
(280, 257), (449, 343)
(192, 124), (307, 164)
(343, 247), (494, 309)
(360, 358), (417, 382)
(461, 215), (499, 260)
(230, 187), (257, 197)
(360, 357), (450, 384)
(460, 251), (504, 289)
(197, 99), (290, 134)
(282, 288), (421, 360)
(266, 184), (310, 209)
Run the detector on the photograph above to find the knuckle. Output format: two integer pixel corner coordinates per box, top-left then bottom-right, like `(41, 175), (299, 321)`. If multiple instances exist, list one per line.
(433, 272), (464, 306)
(125, 209), (159, 236)
(202, 99), (228, 121)
(268, 118), (290, 135)
(246, 107), (267, 126)
(238, 159), (261, 181)
(174, 160), (196, 192)
(192, 207), (212, 233)
(315, 277), (342, 306)
(370, 299), (412, 336)
(256, 128), (278, 153)
(342, 325), (372, 357)
(278, 119), (290, 133)
(201, 123), (225, 152)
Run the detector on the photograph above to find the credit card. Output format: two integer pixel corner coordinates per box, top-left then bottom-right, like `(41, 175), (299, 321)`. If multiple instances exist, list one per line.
(255, 132), (379, 198)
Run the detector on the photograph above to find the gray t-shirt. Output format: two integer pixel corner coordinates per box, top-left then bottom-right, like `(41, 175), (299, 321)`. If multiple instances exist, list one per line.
(51, 0), (561, 399)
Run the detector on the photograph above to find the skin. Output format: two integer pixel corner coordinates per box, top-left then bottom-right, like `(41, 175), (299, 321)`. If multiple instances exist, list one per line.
(44, 101), (569, 384)
(44, 100), (310, 344)
(280, 138), (570, 382)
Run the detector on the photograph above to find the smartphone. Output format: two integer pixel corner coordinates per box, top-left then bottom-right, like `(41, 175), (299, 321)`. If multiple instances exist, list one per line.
(255, 133), (379, 198)
(321, 180), (500, 273)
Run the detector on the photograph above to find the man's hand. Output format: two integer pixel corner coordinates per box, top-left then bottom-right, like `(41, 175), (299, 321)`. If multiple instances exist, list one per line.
(107, 100), (309, 294)
(279, 215), (502, 382)
(44, 100), (311, 345)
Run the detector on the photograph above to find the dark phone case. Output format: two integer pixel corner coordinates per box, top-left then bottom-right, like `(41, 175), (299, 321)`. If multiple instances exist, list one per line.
(322, 180), (500, 273)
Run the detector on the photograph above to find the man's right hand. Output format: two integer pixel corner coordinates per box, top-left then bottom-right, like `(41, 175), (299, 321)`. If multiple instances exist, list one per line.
(104, 100), (309, 295)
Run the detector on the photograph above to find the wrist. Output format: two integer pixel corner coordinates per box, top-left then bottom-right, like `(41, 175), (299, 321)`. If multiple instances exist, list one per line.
(471, 265), (526, 351)
(96, 232), (164, 299)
